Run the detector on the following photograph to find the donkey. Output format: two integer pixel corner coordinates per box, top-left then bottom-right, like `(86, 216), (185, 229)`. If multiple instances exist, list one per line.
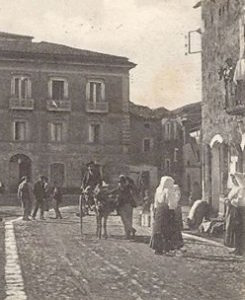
(93, 185), (118, 239)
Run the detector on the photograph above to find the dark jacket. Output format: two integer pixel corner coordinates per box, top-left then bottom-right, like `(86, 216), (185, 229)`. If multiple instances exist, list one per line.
(111, 185), (135, 208)
(82, 170), (102, 190)
(18, 181), (31, 201)
(33, 180), (46, 200)
(52, 187), (62, 202)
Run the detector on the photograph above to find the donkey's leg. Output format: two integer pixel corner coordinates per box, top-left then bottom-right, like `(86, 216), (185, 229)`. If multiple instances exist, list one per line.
(97, 215), (102, 239)
(103, 215), (108, 239)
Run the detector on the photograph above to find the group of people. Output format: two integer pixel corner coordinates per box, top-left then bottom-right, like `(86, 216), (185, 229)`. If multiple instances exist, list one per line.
(80, 161), (137, 240)
(150, 176), (184, 256)
(18, 176), (63, 221)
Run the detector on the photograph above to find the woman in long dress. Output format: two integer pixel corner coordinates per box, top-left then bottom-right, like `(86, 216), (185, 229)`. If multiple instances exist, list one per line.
(150, 176), (175, 255)
(224, 173), (243, 255)
(170, 184), (184, 250)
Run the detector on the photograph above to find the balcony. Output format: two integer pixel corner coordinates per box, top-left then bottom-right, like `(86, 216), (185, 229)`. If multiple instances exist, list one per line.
(46, 99), (71, 112)
(85, 101), (109, 113)
(9, 98), (34, 110)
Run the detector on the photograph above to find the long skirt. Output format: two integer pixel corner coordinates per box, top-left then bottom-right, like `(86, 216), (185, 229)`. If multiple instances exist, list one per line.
(224, 205), (242, 249)
(150, 203), (172, 253)
(169, 208), (184, 250)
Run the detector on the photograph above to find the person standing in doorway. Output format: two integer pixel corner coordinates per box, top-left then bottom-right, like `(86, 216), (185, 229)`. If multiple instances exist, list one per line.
(32, 176), (46, 220)
(18, 176), (32, 221)
(52, 181), (63, 219)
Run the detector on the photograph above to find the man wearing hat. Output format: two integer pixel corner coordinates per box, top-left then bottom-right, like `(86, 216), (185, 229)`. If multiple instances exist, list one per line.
(17, 176), (33, 221)
(32, 175), (46, 220)
(82, 161), (102, 190)
(81, 161), (103, 212)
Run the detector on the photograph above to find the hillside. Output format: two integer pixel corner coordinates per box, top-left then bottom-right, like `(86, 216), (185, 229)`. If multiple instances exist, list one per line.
(129, 101), (201, 130)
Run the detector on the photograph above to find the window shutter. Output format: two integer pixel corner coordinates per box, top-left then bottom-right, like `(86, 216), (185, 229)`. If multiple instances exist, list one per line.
(101, 82), (105, 101)
(48, 80), (52, 99)
(64, 80), (68, 98)
(27, 79), (32, 98)
(240, 16), (245, 59)
(86, 82), (90, 101)
(88, 125), (93, 142)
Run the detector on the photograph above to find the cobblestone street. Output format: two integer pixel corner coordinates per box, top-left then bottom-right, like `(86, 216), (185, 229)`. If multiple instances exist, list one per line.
(0, 206), (244, 300)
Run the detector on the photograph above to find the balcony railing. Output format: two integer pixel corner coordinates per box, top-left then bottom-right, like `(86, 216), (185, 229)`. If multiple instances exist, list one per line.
(86, 101), (109, 113)
(9, 98), (34, 110)
(46, 99), (71, 112)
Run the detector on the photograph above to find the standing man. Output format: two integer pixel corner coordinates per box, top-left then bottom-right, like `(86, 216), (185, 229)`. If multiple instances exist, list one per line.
(32, 176), (46, 220)
(52, 181), (63, 219)
(112, 175), (137, 239)
(18, 176), (32, 221)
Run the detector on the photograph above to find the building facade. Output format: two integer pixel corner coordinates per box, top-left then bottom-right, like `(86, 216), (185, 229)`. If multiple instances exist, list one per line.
(200, 0), (245, 213)
(0, 32), (135, 191)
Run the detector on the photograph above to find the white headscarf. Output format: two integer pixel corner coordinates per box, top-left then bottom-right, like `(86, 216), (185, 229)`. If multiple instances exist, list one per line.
(173, 184), (181, 207)
(154, 176), (175, 209)
(230, 172), (245, 207)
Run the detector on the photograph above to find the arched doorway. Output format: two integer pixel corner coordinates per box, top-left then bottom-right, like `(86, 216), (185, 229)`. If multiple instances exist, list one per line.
(9, 154), (32, 191)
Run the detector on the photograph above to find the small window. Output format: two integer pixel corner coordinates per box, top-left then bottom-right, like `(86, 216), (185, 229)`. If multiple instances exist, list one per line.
(174, 148), (179, 162)
(50, 123), (63, 142)
(12, 76), (31, 99)
(143, 138), (151, 152)
(165, 123), (171, 140)
(173, 122), (177, 139)
(219, 8), (222, 17)
(14, 121), (27, 141)
(165, 159), (171, 174)
(144, 123), (150, 129)
(49, 78), (68, 100)
(86, 80), (105, 103)
(89, 124), (101, 143)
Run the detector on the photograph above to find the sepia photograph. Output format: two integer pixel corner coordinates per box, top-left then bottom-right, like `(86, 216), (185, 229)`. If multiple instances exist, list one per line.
(0, 0), (244, 299)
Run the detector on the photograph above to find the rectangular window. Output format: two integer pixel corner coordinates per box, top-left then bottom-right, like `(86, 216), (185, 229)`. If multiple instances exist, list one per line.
(89, 124), (101, 143)
(173, 122), (177, 139)
(87, 81), (105, 103)
(14, 121), (26, 141)
(165, 159), (171, 174)
(165, 123), (171, 140)
(12, 77), (30, 99)
(174, 148), (179, 162)
(143, 138), (151, 152)
(50, 123), (63, 142)
(52, 80), (65, 100)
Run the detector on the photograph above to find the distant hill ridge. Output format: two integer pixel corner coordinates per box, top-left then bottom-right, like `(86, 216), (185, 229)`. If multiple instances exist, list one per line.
(129, 101), (201, 131)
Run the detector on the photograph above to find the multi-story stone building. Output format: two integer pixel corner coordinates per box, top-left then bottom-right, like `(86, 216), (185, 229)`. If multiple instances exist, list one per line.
(199, 0), (245, 213)
(129, 101), (201, 200)
(0, 32), (135, 191)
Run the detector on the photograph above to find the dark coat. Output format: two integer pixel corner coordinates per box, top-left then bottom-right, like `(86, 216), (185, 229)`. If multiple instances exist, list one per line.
(52, 187), (63, 202)
(33, 180), (46, 200)
(18, 181), (31, 201)
(82, 170), (102, 190)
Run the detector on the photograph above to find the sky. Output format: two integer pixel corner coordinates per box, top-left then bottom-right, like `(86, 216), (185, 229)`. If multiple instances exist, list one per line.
(0, 0), (201, 110)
